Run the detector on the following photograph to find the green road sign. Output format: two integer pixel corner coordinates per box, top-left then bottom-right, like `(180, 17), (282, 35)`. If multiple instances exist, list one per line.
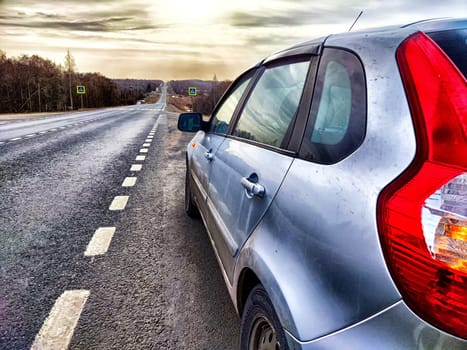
(76, 85), (86, 94)
(188, 86), (197, 96)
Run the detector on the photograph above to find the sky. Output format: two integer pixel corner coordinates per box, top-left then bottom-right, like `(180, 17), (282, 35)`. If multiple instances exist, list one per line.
(0, 0), (466, 80)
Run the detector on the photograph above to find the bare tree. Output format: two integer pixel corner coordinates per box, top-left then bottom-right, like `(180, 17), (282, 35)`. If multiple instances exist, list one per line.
(64, 49), (76, 109)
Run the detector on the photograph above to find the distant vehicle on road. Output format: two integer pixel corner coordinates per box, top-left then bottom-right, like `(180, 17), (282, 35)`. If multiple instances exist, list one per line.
(178, 18), (467, 349)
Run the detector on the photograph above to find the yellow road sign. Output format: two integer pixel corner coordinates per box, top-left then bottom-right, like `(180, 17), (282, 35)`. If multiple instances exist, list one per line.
(188, 87), (197, 96)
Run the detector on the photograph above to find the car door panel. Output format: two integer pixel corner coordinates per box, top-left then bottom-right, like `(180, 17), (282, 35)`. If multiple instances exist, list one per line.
(205, 139), (294, 281)
(188, 72), (255, 216)
(189, 131), (225, 214)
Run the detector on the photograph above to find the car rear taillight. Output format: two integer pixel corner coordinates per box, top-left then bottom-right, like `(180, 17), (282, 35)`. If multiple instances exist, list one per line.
(378, 32), (467, 339)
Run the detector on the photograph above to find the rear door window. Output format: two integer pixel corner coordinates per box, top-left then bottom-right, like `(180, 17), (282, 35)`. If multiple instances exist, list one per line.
(232, 59), (310, 149)
(428, 28), (467, 78)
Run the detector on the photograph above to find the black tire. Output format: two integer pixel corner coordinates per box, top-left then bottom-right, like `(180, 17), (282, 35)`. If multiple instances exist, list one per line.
(240, 285), (289, 350)
(184, 166), (200, 218)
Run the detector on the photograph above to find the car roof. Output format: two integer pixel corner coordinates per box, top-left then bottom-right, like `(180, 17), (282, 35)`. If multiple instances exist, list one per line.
(263, 17), (467, 61)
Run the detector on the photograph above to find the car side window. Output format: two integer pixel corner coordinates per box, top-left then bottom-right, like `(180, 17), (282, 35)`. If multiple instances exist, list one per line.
(300, 48), (366, 164)
(232, 60), (310, 148)
(209, 73), (253, 134)
(311, 60), (351, 145)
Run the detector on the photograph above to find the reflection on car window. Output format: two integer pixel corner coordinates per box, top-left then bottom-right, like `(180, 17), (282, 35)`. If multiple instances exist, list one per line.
(311, 60), (351, 145)
(233, 61), (309, 148)
(300, 48), (366, 164)
(210, 75), (252, 134)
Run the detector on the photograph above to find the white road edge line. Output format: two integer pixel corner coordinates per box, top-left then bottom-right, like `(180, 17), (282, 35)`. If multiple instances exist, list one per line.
(130, 164), (143, 171)
(84, 227), (116, 256)
(31, 290), (90, 350)
(122, 177), (137, 187)
(139, 148), (148, 153)
(135, 155), (146, 161)
(109, 196), (129, 210)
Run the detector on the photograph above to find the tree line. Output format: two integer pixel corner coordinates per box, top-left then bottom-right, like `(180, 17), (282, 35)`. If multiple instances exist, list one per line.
(192, 80), (231, 115)
(0, 50), (162, 114)
(168, 79), (231, 115)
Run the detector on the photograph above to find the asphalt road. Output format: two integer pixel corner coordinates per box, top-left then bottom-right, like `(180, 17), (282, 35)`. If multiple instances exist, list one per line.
(0, 96), (240, 349)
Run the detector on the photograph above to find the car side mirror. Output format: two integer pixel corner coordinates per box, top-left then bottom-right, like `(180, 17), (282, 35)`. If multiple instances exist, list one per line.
(178, 113), (204, 132)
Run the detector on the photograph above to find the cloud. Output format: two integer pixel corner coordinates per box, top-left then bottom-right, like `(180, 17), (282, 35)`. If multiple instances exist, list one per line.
(228, 12), (317, 28)
(1, 0), (466, 81)
(0, 1), (163, 32)
(226, 2), (358, 28)
(0, 17), (140, 31)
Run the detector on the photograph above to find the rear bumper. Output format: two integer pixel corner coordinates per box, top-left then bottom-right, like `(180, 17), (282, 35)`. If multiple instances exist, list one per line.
(286, 300), (466, 349)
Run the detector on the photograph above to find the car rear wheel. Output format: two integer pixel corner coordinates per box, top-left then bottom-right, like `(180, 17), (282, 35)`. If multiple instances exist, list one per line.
(184, 166), (199, 218)
(241, 285), (289, 350)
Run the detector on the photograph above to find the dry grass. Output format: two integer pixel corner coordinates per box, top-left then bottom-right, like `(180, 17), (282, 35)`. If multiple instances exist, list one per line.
(144, 92), (161, 104)
(167, 95), (193, 112)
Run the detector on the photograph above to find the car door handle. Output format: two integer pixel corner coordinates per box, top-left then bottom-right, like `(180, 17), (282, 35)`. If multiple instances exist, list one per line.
(204, 150), (214, 161)
(241, 177), (265, 198)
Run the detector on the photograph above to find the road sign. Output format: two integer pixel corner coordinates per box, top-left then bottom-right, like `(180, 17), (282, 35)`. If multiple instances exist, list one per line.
(188, 87), (197, 96)
(76, 85), (86, 94)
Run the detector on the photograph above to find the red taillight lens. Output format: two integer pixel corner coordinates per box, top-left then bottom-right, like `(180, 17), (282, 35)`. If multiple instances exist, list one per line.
(378, 32), (467, 339)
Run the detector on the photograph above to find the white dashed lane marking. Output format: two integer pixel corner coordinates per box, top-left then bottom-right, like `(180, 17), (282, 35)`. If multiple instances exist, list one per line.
(31, 290), (90, 350)
(135, 155), (146, 161)
(84, 227), (116, 256)
(130, 164), (143, 171)
(122, 177), (137, 187)
(10, 137), (22, 141)
(139, 148), (148, 153)
(145, 139), (152, 143)
(39, 131), (48, 134)
(143, 143), (151, 147)
(109, 196), (129, 211)
(26, 134), (36, 138)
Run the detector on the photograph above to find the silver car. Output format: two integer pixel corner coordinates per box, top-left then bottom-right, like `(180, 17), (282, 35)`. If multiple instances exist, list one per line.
(178, 18), (467, 349)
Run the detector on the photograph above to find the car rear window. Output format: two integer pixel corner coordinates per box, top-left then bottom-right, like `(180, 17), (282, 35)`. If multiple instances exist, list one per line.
(428, 28), (467, 78)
